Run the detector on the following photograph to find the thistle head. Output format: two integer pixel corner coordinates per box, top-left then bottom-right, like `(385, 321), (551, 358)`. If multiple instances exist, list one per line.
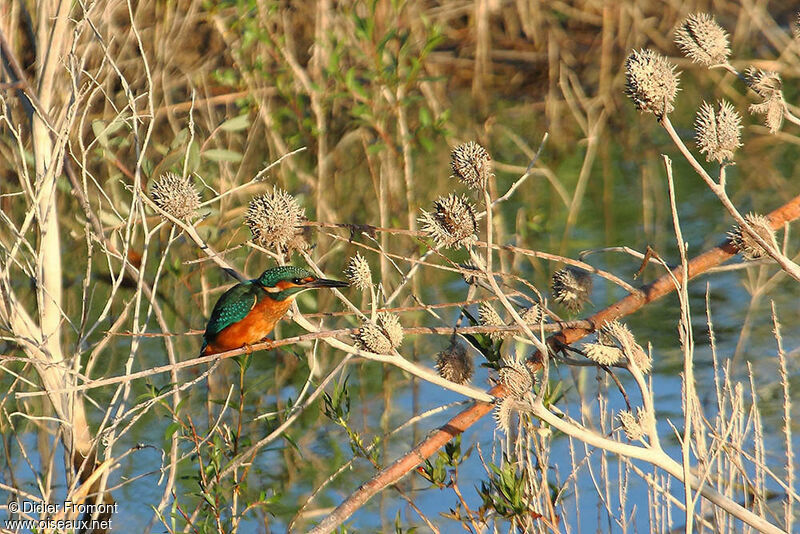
(246, 189), (307, 252)
(520, 303), (544, 326)
(494, 398), (515, 434)
(355, 312), (404, 354)
(694, 100), (742, 164)
(419, 194), (478, 249)
(435, 341), (474, 384)
(745, 68), (785, 133)
(150, 172), (201, 220)
(624, 49), (680, 117)
(728, 213), (778, 261)
(498, 359), (534, 400)
(552, 267), (593, 313)
(478, 302), (506, 342)
(581, 341), (624, 366)
(345, 253), (373, 291)
(618, 411), (645, 441)
(450, 141), (493, 190)
(600, 320), (651, 374)
(674, 13), (730, 67)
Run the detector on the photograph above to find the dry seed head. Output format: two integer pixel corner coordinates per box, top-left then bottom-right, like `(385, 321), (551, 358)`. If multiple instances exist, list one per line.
(377, 312), (404, 349)
(345, 253), (373, 291)
(150, 172), (201, 220)
(355, 320), (393, 354)
(745, 68), (785, 133)
(419, 194), (478, 249)
(695, 100), (742, 164)
(520, 304), (544, 326)
(602, 320), (652, 374)
(499, 359), (534, 399)
(618, 411), (645, 441)
(750, 100), (785, 134)
(435, 341), (474, 384)
(450, 141), (493, 190)
(637, 408), (655, 435)
(355, 312), (403, 354)
(601, 320), (636, 348)
(494, 399), (515, 434)
(479, 302), (506, 341)
(582, 342), (624, 366)
(246, 189), (306, 251)
(728, 213), (778, 261)
(552, 267), (593, 312)
(624, 49), (680, 116)
(674, 13), (730, 67)
(745, 68), (782, 99)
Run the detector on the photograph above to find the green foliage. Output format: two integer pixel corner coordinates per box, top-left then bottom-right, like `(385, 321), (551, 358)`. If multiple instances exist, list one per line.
(323, 376), (383, 466)
(477, 457), (534, 521)
(461, 308), (504, 370)
(416, 435), (469, 488)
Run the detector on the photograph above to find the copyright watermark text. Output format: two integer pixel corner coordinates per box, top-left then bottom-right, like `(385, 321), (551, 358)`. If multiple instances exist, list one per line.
(5, 500), (115, 531)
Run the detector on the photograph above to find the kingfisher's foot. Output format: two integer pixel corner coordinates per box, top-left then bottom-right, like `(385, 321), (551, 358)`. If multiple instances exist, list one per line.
(258, 337), (274, 348)
(243, 343), (254, 355)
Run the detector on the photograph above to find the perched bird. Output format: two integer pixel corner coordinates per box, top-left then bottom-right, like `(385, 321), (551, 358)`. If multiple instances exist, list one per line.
(201, 266), (347, 355)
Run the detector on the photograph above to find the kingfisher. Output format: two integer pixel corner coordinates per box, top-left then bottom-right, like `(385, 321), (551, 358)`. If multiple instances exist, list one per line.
(201, 266), (348, 355)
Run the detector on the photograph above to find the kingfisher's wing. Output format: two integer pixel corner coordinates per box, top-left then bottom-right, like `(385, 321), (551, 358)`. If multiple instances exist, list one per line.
(203, 282), (258, 339)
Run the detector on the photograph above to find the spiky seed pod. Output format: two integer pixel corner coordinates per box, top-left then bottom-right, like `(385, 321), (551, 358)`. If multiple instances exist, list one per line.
(520, 304), (544, 326)
(695, 101), (742, 164)
(377, 312), (404, 349)
(624, 49), (680, 117)
(745, 68), (783, 99)
(355, 312), (404, 354)
(618, 411), (645, 441)
(582, 342), (624, 366)
(355, 320), (392, 354)
(601, 320), (652, 374)
(150, 172), (201, 220)
(728, 213), (778, 261)
(450, 141), (493, 190)
(494, 399), (515, 434)
(499, 360), (534, 399)
(637, 408), (655, 436)
(419, 194), (478, 249)
(750, 100), (785, 134)
(601, 320), (635, 347)
(345, 253), (372, 291)
(246, 189), (306, 251)
(552, 267), (593, 313)
(478, 302), (506, 341)
(435, 341), (474, 384)
(674, 13), (730, 67)
(745, 68), (785, 133)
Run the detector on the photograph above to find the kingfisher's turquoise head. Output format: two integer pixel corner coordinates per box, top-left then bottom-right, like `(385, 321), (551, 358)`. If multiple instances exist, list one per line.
(255, 266), (348, 301)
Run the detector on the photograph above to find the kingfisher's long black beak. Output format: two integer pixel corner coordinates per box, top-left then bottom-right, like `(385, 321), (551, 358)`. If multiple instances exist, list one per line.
(307, 278), (349, 289)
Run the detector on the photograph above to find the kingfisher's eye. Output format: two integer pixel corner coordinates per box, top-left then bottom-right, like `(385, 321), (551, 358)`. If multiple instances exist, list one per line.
(292, 278), (302, 284)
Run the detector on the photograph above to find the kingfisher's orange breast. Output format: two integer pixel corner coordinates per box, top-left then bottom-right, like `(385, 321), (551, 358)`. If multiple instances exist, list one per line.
(204, 297), (292, 354)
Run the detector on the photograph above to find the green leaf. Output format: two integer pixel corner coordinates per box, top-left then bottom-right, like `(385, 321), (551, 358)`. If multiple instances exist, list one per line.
(219, 114), (250, 132)
(164, 422), (181, 441)
(201, 148), (243, 163)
